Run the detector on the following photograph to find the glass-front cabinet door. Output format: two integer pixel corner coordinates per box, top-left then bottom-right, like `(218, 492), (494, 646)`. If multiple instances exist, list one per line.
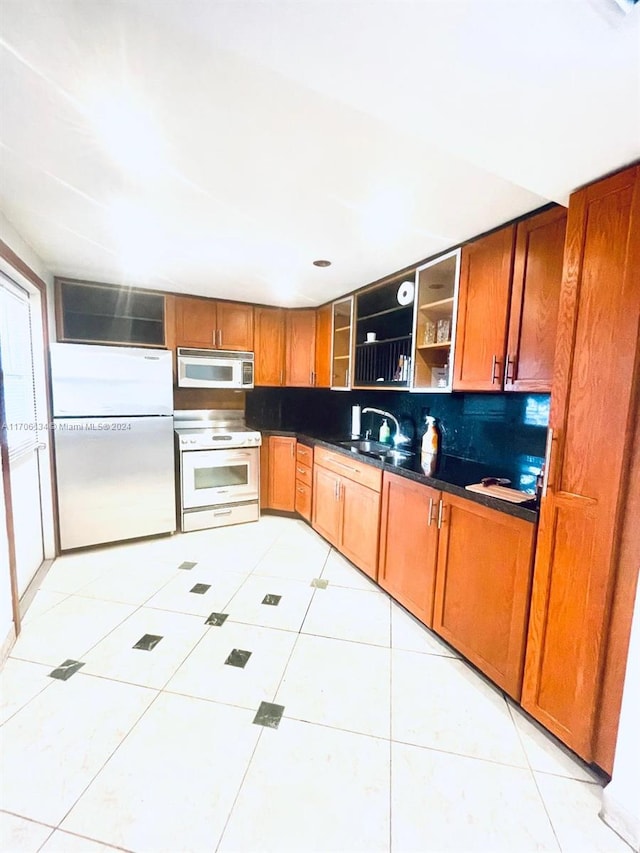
(412, 249), (460, 392)
(331, 296), (354, 390)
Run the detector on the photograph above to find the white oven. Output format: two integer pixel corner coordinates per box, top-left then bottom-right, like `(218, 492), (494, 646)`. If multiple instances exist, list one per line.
(175, 409), (261, 532)
(181, 447), (259, 509)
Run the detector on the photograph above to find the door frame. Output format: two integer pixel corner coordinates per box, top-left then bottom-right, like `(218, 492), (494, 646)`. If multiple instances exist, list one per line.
(0, 240), (56, 634)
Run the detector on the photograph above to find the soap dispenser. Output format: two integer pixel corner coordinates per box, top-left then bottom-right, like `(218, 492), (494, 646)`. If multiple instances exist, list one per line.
(379, 418), (391, 444)
(421, 415), (440, 475)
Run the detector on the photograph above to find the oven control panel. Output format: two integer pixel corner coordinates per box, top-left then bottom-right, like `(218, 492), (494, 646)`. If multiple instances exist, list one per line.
(176, 431), (262, 450)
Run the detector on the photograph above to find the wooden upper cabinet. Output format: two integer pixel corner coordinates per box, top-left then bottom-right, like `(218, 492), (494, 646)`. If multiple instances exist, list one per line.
(174, 297), (218, 348)
(453, 225), (515, 391)
(254, 307), (285, 386)
(433, 494), (535, 700)
(286, 309), (317, 387)
(174, 296), (253, 351)
(521, 165), (640, 764)
(505, 207), (567, 391)
(378, 472), (439, 627)
(216, 301), (254, 351)
(267, 435), (296, 511)
(314, 304), (332, 388)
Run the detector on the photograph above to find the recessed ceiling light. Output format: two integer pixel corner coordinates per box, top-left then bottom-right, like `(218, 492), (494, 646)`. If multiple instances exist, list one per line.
(313, 259), (332, 267)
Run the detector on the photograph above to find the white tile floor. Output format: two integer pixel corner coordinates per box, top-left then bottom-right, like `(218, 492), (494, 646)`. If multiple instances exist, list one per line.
(0, 515), (630, 853)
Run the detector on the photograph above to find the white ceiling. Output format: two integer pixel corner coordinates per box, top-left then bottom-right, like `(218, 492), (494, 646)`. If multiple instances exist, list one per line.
(1, 0), (639, 307)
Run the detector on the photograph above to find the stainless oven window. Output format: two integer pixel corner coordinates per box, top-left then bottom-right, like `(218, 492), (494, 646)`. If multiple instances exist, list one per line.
(184, 363), (234, 382)
(194, 464), (248, 490)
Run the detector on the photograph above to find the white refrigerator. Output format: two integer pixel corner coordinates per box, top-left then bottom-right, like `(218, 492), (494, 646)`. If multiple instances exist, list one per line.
(50, 343), (176, 550)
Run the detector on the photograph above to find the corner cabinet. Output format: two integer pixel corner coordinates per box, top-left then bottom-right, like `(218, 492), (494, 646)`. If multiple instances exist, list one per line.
(55, 279), (167, 347)
(254, 307), (285, 386)
(285, 309), (317, 387)
(266, 435), (297, 511)
(411, 249), (460, 392)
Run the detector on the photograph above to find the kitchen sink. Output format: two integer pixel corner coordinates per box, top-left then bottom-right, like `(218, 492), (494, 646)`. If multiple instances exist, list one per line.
(338, 440), (415, 465)
(338, 439), (391, 454)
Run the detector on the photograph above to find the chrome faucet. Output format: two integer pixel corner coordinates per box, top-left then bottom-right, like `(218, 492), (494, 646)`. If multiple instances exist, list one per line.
(361, 407), (411, 447)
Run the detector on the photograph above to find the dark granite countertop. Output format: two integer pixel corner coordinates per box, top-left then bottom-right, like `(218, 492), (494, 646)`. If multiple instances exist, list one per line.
(257, 428), (539, 523)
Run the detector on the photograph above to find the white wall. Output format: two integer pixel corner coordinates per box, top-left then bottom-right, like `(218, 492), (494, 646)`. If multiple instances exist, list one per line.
(601, 578), (640, 851)
(0, 210), (55, 337)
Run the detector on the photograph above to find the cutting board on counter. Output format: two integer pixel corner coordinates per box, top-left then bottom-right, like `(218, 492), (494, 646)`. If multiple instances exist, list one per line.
(465, 483), (533, 503)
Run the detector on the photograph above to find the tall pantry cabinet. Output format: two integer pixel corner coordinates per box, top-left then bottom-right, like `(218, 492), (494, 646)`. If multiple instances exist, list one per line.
(521, 165), (640, 770)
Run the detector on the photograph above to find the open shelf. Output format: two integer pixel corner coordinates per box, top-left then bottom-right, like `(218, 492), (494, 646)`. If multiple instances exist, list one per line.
(417, 341), (451, 350)
(358, 304), (411, 322)
(356, 334), (412, 348)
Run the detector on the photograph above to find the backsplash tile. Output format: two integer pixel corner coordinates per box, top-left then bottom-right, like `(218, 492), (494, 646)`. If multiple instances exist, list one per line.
(246, 388), (549, 472)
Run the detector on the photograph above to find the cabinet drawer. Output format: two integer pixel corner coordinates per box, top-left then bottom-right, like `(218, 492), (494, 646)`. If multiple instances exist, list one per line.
(296, 443), (313, 464)
(295, 461), (312, 487)
(295, 480), (312, 521)
(314, 447), (382, 492)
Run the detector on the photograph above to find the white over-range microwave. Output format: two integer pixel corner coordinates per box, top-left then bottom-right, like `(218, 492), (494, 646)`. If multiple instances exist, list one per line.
(177, 348), (254, 389)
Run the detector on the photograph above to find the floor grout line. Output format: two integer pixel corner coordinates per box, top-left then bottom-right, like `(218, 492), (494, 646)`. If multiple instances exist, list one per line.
(3, 516), (623, 853)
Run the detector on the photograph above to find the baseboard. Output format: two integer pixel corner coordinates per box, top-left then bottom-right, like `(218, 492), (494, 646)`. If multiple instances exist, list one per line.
(601, 787), (640, 852)
(0, 622), (16, 666)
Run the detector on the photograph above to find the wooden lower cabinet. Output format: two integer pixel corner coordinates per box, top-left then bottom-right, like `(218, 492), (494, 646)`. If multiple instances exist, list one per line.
(266, 436), (296, 511)
(378, 472), (439, 627)
(340, 478), (380, 579)
(312, 464), (342, 544)
(294, 443), (313, 522)
(433, 494), (535, 700)
(312, 451), (381, 579)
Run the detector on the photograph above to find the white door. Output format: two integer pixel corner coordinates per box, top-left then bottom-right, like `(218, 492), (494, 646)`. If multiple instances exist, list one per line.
(0, 274), (46, 595)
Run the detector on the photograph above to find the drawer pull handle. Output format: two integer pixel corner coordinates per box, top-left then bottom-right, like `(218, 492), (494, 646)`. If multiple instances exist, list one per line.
(331, 459), (359, 474)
